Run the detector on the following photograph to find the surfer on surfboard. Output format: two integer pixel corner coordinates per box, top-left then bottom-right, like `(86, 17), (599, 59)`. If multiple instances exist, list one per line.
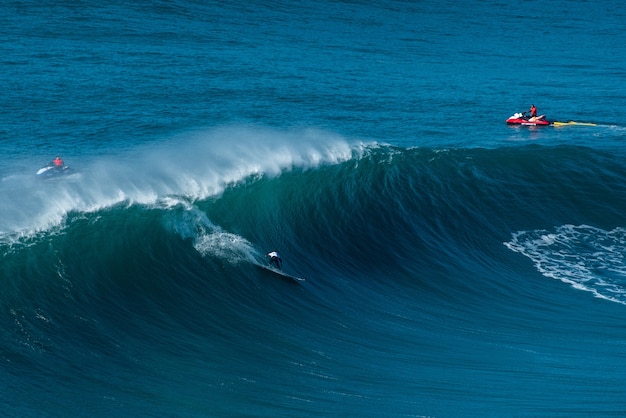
(266, 251), (283, 270)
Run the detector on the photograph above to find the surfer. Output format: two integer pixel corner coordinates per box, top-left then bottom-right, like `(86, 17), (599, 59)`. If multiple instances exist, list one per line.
(52, 156), (64, 168)
(266, 251), (282, 270)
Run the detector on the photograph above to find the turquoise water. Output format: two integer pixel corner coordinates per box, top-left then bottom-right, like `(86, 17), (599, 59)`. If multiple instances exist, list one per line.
(2, 1), (626, 416)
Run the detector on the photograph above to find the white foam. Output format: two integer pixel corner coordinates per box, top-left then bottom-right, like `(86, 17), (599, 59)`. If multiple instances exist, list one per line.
(505, 224), (626, 305)
(0, 126), (364, 242)
(163, 204), (259, 265)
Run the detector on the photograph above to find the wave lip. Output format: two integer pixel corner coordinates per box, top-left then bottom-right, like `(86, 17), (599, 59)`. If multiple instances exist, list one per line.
(0, 126), (365, 242)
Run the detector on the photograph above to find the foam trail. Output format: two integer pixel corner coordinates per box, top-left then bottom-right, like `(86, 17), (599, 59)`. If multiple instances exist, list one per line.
(505, 225), (626, 305)
(162, 203), (259, 265)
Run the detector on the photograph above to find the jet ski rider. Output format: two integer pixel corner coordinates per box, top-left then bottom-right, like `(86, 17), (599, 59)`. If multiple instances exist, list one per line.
(529, 104), (537, 118)
(53, 156), (64, 168)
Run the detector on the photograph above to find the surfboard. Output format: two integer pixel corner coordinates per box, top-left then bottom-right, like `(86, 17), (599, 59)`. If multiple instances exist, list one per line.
(256, 264), (305, 283)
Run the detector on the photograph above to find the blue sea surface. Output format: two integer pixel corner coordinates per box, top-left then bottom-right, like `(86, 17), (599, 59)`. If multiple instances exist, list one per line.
(2, 0), (626, 416)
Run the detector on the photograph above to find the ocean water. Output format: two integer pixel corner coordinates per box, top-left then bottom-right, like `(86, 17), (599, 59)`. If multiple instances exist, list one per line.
(2, 0), (626, 416)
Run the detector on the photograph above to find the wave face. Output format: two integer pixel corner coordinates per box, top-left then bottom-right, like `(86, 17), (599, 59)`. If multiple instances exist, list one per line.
(3, 132), (626, 416)
(3, 0), (626, 414)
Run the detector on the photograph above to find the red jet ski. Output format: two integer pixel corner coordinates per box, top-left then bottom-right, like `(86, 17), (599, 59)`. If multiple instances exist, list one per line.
(506, 112), (550, 126)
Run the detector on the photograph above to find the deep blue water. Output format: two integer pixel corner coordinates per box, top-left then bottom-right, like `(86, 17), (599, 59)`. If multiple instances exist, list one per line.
(2, 0), (626, 416)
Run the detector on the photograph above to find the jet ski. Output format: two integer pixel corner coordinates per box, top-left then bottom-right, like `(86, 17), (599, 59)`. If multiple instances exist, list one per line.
(36, 162), (71, 178)
(506, 112), (550, 126)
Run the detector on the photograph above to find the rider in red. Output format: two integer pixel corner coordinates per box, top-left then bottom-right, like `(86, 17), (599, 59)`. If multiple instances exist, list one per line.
(53, 156), (64, 167)
(529, 104), (537, 118)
